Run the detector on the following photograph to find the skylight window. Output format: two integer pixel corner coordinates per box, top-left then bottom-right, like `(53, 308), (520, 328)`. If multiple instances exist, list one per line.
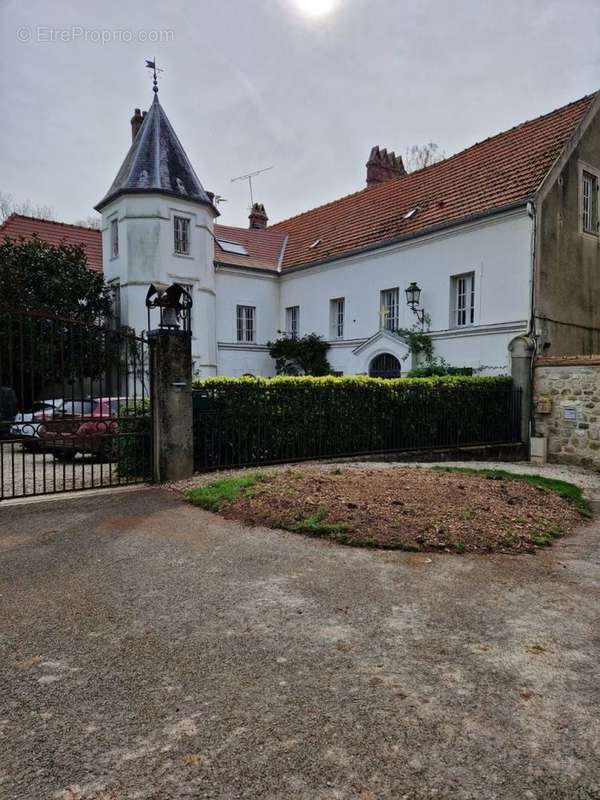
(403, 207), (418, 220)
(309, 239), (322, 249)
(216, 239), (248, 256)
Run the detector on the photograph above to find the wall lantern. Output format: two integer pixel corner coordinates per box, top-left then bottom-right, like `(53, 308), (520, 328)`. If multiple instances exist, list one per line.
(405, 281), (426, 328)
(145, 283), (192, 331)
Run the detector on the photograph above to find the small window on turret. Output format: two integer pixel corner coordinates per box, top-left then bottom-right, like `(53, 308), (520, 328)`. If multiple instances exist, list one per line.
(174, 216), (191, 255)
(110, 218), (119, 257)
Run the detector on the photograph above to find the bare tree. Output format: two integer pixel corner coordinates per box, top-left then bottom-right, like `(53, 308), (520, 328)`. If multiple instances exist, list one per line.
(0, 191), (54, 224)
(404, 142), (445, 173)
(73, 215), (102, 229)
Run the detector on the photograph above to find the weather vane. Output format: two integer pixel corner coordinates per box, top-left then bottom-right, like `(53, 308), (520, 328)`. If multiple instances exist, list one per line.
(145, 58), (164, 94)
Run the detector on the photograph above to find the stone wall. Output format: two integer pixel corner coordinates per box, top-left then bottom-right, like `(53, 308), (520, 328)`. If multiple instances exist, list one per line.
(533, 356), (600, 470)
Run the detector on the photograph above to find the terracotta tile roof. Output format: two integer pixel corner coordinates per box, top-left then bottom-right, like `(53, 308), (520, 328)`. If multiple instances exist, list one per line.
(270, 93), (597, 270)
(3, 93), (594, 278)
(0, 214), (286, 274)
(0, 214), (103, 272)
(213, 224), (287, 271)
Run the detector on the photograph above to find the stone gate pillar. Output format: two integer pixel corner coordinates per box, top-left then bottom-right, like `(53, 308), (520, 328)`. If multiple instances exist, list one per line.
(148, 329), (193, 482)
(509, 335), (535, 448)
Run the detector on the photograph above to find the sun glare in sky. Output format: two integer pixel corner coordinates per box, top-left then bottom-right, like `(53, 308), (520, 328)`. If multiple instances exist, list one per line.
(294, 0), (339, 17)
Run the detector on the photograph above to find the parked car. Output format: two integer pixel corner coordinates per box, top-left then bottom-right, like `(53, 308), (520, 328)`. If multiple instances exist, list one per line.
(10, 399), (65, 451)
(0, 387), (18, 439)
(38, 397), (126, 462)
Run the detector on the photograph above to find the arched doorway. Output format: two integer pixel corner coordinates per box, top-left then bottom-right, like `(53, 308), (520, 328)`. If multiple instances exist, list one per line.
(369, 353), (402, 379)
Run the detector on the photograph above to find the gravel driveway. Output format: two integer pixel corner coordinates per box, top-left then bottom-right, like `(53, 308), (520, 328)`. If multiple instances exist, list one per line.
(1, 486), (599, 799)
(0, 444), (126, 500)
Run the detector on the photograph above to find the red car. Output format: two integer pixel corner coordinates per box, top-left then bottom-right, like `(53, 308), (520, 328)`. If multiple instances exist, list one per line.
(39, 397), (126, 461)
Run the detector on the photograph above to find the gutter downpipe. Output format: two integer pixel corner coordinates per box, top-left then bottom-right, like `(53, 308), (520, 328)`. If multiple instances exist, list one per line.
(509, 199), (537, 450)
(527, 199), (538, 439)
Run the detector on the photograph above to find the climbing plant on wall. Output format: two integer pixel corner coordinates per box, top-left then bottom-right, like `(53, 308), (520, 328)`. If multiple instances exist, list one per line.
(267, 333), (331, 376)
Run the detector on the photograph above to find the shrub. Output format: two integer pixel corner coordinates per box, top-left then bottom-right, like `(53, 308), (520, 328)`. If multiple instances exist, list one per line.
(408, 364), (474, 378)
(267, 333), (331, 375)
(191, 374), (517, 470)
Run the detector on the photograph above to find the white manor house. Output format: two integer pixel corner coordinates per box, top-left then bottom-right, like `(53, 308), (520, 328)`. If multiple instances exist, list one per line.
(3, 86), (600, 378)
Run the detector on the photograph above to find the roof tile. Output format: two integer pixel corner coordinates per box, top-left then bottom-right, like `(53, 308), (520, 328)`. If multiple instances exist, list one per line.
(270, 94), (596, 269)
(213, 224), (287, 271)
(0, 214), (103, 271)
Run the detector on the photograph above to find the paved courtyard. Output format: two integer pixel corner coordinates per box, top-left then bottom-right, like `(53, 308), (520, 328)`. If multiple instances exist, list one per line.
(1, 486), (600, 799)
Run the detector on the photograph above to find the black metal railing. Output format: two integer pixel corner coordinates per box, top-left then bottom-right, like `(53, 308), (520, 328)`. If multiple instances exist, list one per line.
(192, 381), (522, 471)
(0, 307), (152, 501)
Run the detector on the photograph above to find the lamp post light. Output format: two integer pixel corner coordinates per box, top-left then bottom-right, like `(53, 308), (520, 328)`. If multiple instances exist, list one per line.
(145, 283), (193, 332)
(405, 281), (426, 328)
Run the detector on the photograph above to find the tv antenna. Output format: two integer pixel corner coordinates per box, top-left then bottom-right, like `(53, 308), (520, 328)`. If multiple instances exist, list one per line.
(231, 166), (274, 207)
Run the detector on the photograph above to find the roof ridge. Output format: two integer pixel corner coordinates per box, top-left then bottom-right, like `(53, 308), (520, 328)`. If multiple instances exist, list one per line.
(270, 92), (597, 231)
(421, 91), (597, 171)
(0, 213), (101, 233)
(215, 222), (287, 237)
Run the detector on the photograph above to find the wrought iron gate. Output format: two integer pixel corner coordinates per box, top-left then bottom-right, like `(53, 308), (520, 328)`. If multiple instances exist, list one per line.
(0, 307), (152, 501)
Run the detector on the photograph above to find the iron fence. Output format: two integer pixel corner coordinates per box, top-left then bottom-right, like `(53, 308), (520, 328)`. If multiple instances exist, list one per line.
(0, 307), (152, 501)
(192, 381), (522, 471)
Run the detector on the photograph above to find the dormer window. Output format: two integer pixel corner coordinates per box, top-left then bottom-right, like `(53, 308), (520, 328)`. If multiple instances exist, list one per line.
(110, 218), (119, 257)
(174, 216), (190, 255)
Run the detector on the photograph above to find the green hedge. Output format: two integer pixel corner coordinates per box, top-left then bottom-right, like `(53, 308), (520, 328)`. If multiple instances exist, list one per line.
(114, 399), (152, 479)
(191, 375), (519, 470)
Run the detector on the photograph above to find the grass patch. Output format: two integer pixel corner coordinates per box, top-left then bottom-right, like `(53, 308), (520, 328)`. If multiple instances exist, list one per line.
(186, 473), (265, 511)
(287, 507), (351, 539)
(431, 466), (592, 518)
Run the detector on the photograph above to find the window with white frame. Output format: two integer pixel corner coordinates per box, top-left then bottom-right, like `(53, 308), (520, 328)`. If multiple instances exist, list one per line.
(286, 306), (300, 338)
(582, 170), (599, 234)
(452, 272), (475, 327)
(174, 216), (191, 255)
(236, 305), (255, 342)
(110, 218), (119, 257)
(330, 297), (345, 339)
(380, 288), (399, 331)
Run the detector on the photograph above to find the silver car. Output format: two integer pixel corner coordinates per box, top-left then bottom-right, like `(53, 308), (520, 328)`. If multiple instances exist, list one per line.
(10, 399), (65, 451)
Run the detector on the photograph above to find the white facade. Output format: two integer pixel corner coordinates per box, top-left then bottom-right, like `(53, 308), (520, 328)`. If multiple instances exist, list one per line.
(215, 266), (279, 377)
(100, 193), (219, 377)
(213, 207), (532, 377)
(98, 96), (533, 380)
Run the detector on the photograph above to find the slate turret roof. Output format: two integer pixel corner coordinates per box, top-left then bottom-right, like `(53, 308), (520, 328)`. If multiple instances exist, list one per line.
(95, 94), (217, 214)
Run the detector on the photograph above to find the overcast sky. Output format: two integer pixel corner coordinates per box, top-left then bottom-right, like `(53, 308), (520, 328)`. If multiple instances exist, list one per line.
(0, 0), (598, 229)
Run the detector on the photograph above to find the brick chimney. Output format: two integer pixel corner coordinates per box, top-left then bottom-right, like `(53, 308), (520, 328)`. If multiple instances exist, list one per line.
(366, 146), (406, 187)
(131, 108), (144, 142)
(248, 202), (268, 230)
